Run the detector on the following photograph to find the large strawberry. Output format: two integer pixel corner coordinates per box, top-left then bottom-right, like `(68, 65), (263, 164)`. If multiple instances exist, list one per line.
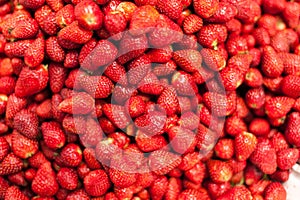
(235, 132), (257, 161)
(4, 186), (29, 200)
(0, 153), (23, 176)
(58, 21), (93, 44)
(13, 109), (39, 139)
(41, 121), (66, 149)
(265, 96), (295, 119)
(84, 170), (111, 196)
(261, 45), (284, 78)
(11, 130), (39, 159)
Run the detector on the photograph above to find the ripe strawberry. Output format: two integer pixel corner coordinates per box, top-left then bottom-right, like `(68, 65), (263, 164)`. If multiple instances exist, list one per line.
(84, 170), (110, 196)
(270, 31), (290, 53)
(18, 0), (44, 9)
(0, 137), (9, 162)
(41, 121), (66, 150)
(58, 92), (95, 115)
(58, 21), (93, 44)
(207, 181), (231, 199)
(129, 5), (160, 36)
(0, 153), (23, 175)
(206, 2), (238, 23)
(217, 185), (253, 200)
(264, 182), (287, 200)
(4, 39), (33, 57)
(214, 138), (234, 160)
(244, 164), (263, 186)
(172, 71), (198, 96)
(168, 126), (197, 154)
(149, 150), (181, 175)
(249, 179), (271, 196)
(157, 88), (179, 116)
(147, 46), (172, 63)
(7, 171), (27, 187)
(55, 4), (75, 28)
(34, 5), (52, 26)
(55, 143), (82, 167)
(270, 169), (289, 182)
(103, 62), (127, 85)
(250, 138), (277, 174)
(104, 10), (127, 37)
(156, 0), (183, 20)
(11, 130), (38, 159)
(197, 24), (228, 48)
(10, 18), (39, 40)
(220, 67), (244, 91)
(24, 37), (45, 68)
(261, 46), (284, 78)
(57, 168), (79, 190)
(45, 36), (65, 63)
(42, 12), (60, 35)
(235, 132), (257, 161)
(49, 63), (68, 94)
(109, 167), (136, 188)
(207, 159), (233, 183)
(80, 117), (104, 147)
(149, 176), (168, 200)
(262, 0), (285, 14)
(200, 48), (226, 71)
(83, 148), (102, 169)
(28, 151), (48, 168)
(62, 115), (86, 135)
(15, 65), (48, 98)
(245, 87), (265, 109)
(164, 177), (181, 200)
(253, 27), (270, 46)
(276, 148), (299, 170)
(178, 189), (208, 200)
(173, 49), (202, 72)
(135, 130), (167, 152)
(51, 94), (65, 122)
(46, 0), (63, 11)
(102, 104), (131, 129)
(265, 96), (295, 119)
(278, 52), (300, 76)
(137, 72), (165, 95)
(13, 109), (39, 139)
(244, 68), (263, 88)
(126, 96), (146, 118)
(32, 162), (59, 197)
(116, 1), (138, 21)
(127, 55), (151, 85)
(0, 176), (9, 199)
(64, 50), (79, 68)
(5, 186), (29, 200)
(281, 75), (300, 98)
(248, 118), (270, 136)
(0, 76), (15, 95)
(193, 0), (219, 18)
(282, 1), (300, 29)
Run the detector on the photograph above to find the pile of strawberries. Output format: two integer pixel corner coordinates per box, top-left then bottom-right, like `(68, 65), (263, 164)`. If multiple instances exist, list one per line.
(0, 0), (300, 199)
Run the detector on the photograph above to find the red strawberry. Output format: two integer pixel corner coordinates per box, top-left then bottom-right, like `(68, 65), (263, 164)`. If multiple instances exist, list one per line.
(281, 75), (300, 98)
(178, 111), (199, 130)
(135, 110), (166, 136)
(157, 88), (179, 116)
(135, 130), (167, 152)
(4, 39), (33, 58)
(264, 182), (287, 200)
(34, 5), (52, 26)
(193, 0), (219, 18)
(278, 52), (300, 76)
(149, 176), (168, 200)
(55, 143), (82, 167)
(282, 1), (300, 29)
(24, 37), (45, 68)
(102, 104), (131, 129)
(249, 179), (271, 196)
(270, 169), (289, 182)
(32, 162), (59, 197)
(261, 46), (284, 78)
(4, 186), (29, 200)
(80, 117), (104, 147)
(156, 0), (183, 20)
(250, 138), (277, 174)
(244, 164), (263, 186)
(271, 131), (289, 152)
(127, 55), (151, 85)
(207, 159), (233, 183)
(245, 87), (265, 109)
(109, 167), (136, 188)
(265, 96), (295, 119)
(64, 50), (79, 68)
(172, 71), (198, 96)
(0, 153), (23, 175)
(18, 0), (45, 9)
(82, 148), (101, 170)
(45, 36), (65, 63)
(138, 72), (165, 95)
(262, 0), (285, 15)
(271, 31), (290, 53)
(168, 126), (197, 154)
(14, 109), (39, 139)
(62, 115), (86, 134)
(285, 112), (300, 147)
(42, 12), (60, 35)
(7, 171), (27, 187)
(220, 67), (244, 91)
(46, 0), (63, 11)
(147, 46), (173, 63)
(104, 10), (127, 38)
(0, 137), (9, 162)
(235, 132), (257, 161)
(200, 48), (226, 71)
(253, 27), (270, 46)
(0, 76), (15, 95)
(49, 63), (68, 94)
(184, 162), (205, 184)
(104, 61), (127, 85)
(55, 4), (75, 28)
(10, 18), (39, 40)
(206, 2), (238, 23)
(15, 65), (48, 98)
(58, 21), (93, 44)
(249, 118), (270, 136)
(41, 121), (66, 149)
(129, 5), (160, 36)
(207, 181), (231, 199)
(11, 130), (38, 159)
(5, 93), (27, 124)
(165, 177), (182, 200)
(126, 96), (146, 118)
(217, 185), (253, 200)
(58, 92), (95, 115)
(0, 176), (9, 199)
(28, 151), (48, 168)
(57, 168), (79, 190)
(178, 189), (209, 200)
(75, 0), (103, 30)
(197, 24), (227, 48)
(214, 138), (234, 160)
(173, 49), (202, 72)
(244, 68), (263, 88)
(116, 1), (138, 21)
(84, 170), (110, 196)
(149, 150), (181, 175)
(276, 148), (299, 170)
(51, 94), (65, 122)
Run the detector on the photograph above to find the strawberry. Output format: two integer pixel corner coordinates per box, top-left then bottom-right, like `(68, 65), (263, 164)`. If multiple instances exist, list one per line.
(46, 0), (63, 11)
(184, 162), (206, 184)
(244, 68), (263, 88)
(270, 169), (289, 182)
(276, 148), (299, 170)
(249, 118), (270, 136)
(126, 96), (146, 118)
(24, 37), (45, 68)
(62, 115), (86, 134)
(135, 110), (166, 136)
(45, 36), (65, 63)
(200, 48), (226, 71)
(55, 143), (82, 167)
(36, 99), (52, 118)
(0, 176), (9, 199)
(149, 150), (181, 175)
(34, 5), (52, 26)
(156, 0), (183, 20)
(197, 24), (228, 48)
(173, 49), (202, 72)
(172, 71), (198, 96)
(104, 10), (127, 38)
(75, 0), (104, 30)
(193, 0), (219, 18)
(157, 87), (179, 116)
(84, 170), (110, 196)
(0, 137), (9, 162)
(178, 189), (208, 200)
(58, 21), (93, 44)
(244, 164), (263, 186)
(80, 117), (104, 147)
(270, 131), (288, 152)
(278, 53), (300, 76)
(265, 96), (295, 119)
(217, 185), (253, 200)
(137, 72), (165, 95)
(28, 151), (48, 168)
(4, 39), (33, 58)
(135, 130), (167, 152)
(15, 65), (48, 98)
(127, 55), (151, 85)
(207, 159), (233, 183)
(11, 130), (38, 159)
(147, 46), (173, 63)
(264, 182), (286, 200)
(271, 31), (289, 53)
(129, 5), (160, 36)
(10, 18), (39, 40)
(250, 138), (277, 174)
(214, 138), (234, 160)
(261, 46), (284, 78)
(253, 27), (270, 46)
(220, 67), (244, 91)
(58, 92), (95, 115)
(4, 186), (29, 200)
(103, 104), (131, 129)
(32, 162), (59, 197)
(83, 148), (102, 169)
(57, 168), (79, 190)
(225, 115), (247, 136)
(285, 112), (300, 147)
(51, 94), (65, 122)
(13, 109), (39, 139)
(206, 2), (238, 23)
(55, 4), (75, 28)
(165, 177), (182, 200)
(116, 1), (138, 21)
(41, 121), (66, 150)
(178, 111), (199, 130)
(64, 50), (79, 68)
(42, 12), (60, 35)
(282, 1), (300, 29)
(207, 181), (231, 199)
(294, 98), (300, 112)
(249, 179), (271, 196)
(0, 76), (15, 95)
(168, 126), (197, 154)
(0, 153), (23, 175)
(149, 176), (168, 200)
(18, 0), (44, 9)
(281, 75), (300, 98)
(262, 0), (285, 15)
(235, 132), (257, 161)
(7, 171), (27, 187)
(109, 167), (136, 188)
(103, 61), (127, 85)
(49, 63), (68, 94)
(245, 87), (265, 109)
(66, 189), (89, 199)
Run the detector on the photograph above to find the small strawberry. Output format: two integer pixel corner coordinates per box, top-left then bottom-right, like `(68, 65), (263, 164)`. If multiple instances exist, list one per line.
(278, 52), (300, 76)
(64, 50), (79, 68)
(15, 65), (48, 98)
(127, 55), (152, 85)
(4, 39), (33, 57)
(57, 167), (79, 190)
(156, 0), (183, 20)
(262, 0), (285, 14)
(126, 96), (146, 118)
(103, 104), (131, 129)
(49, 63), (68, 94)
(253, 27), (271, 46)
(207, 159), (233, 183)
(104, 10), (127, 38)
(58, 92), (95, 115)
(282, 1), (300, 29)
(244, 164), (263, 186)
(18, 0), (45, 9)
(80, 117), (104, 147)
(261, 46), (284, 78)
(220, 67), (244, 91)
(193, 0), (219, 18)
(46, 0), (63, 11)
(32, 162), (59, 197)
(197, 24), (227, 48)
(168, 126), (197, 154)
(281, 75), (300, 99)
(11, 130), (39, 159)
(24, 37), (45, 68)
(148, 176), (168, 200)
(249, 179), (271, 196)
(265, 96), (295, 119)
(270, 169), (289, 182)
(214, 138), (234, 160)
(34, 5), (52, 26)
(116, 1), (138, 21)
(200, 48), (226, 71)
(244, 68), (263, 88)
(217, 185), (253, 200)
(264, 182), (287, 200)
(165, 177), (182, 200)
(62, 115), (86, 135)
(0, 153), (23, 175)
(149, 150), (181, 175)
(157, 87), (179, 116)
(7, 171), (27, 187)
(45, 36), (65, 63)
(138, 72), (165, 95)
(276, 148), (299, 170)
(250, 138), (277, 174)
(235, 132), (257, 161)
(245, 87), (265, 109)
(13, 109), (39, 139)
(271, 31), (290, 53)
(249, 118), (270, 136)
(135, 130), (167, 152)
(55, 4), (75, 28)
(58, 21), (93, 44)
(0, 76), (16, 95)
(147, 46), (173, 63)
(51, 94), (65, 122)
(206, 2), (238, 23)
(41, 12), (60, 35)
(109, 167), (136, 188)
(4, 186), (29, 200)
(172, 71), (198, 96)
(0, 137), (9, 162)
(207, 181), (231, 199)
(41, 121), (66, 149)
(84, 170), (110, 196)
(173, 49), (202, 72)
(55, 143), (82, 167)
(28, 151), (48, 168)
(10, 18), (39, 40)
